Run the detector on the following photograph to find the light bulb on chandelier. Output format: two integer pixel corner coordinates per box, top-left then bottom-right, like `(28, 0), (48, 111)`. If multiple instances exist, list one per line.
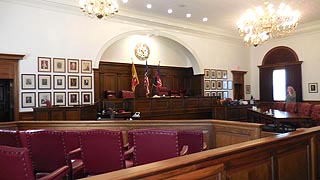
(79, 0), (119, 19)
(237, 2), (300, 47)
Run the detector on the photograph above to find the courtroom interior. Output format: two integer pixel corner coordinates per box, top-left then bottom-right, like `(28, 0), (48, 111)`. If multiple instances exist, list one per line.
(1, 0), (320, 179)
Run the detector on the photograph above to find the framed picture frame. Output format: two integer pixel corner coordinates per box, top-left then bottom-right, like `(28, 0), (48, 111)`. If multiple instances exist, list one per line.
(68, 92), (79, 106)
(81, 92), (92, 105)
(204, 69), (210, 79)
(53, 58), (66, 73)
(53, 75), (66, 89)
(21, 92), (36, 108)
(68, 75), (79, 89)
(222, 70), (228, 79)
(54, 92), (66, 106)
(211, 69), (216, 79)
(308, 83), (318, 93)
(217, 91), (223, 99)
(38, 75), (51, 89)
(217, 80), (223, 90)
(68, 59), (79, 73)
(81, 60), (92, 74)
(228, 80), (233, 90)
(21, 74), (36, 89)
(81, 76), (92, 89)
(211, 80), (216, 90)
(38, 92), (51, 107)
(223, 80), (228, 90)
(246, 85), (251, 94)
(223, 91), (228, 99)
(38, 57), (51, 72)
(204, 91), (210, 97)
(204, 80), (210, 90)
(211, 91), (216, 97)
(216, 70), (222, 79)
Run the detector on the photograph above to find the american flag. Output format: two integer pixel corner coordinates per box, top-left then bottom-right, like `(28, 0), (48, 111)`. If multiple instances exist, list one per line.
(144, 61), (150, 97)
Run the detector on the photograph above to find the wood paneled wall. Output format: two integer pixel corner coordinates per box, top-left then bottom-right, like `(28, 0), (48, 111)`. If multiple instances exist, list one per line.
(94, 62), (202, 100)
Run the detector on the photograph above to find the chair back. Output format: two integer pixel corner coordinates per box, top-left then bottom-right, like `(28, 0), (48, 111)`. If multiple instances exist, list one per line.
(274, 102), (285, 111)
(0, 130), (21, 147)
(64, 130), (81, 159)
(285, 102), (297, 113)
(0, 145), (35, 180)
(79, 129), (125, 175)
(130, 129), (179, 166)
(311, 105), (320, 125)
(24, 130), (68, 173)
(297, 103), (312, 116)
(178, 130), (204, 154)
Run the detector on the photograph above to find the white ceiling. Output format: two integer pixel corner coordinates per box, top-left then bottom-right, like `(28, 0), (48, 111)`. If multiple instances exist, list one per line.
(33, 0), (320, 34)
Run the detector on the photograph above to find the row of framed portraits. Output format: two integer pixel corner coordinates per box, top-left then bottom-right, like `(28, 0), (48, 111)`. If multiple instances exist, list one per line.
(21, 74), (92, 90)
(21, 91), (92, 108)
(205, 80), (232, 90)
(204, 69), (228, 79)
(204, 91), (229, 99)
(38, 57), (92, 74)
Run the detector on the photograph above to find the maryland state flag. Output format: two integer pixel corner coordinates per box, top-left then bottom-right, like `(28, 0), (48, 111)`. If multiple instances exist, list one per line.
(131, 61), (139, 92)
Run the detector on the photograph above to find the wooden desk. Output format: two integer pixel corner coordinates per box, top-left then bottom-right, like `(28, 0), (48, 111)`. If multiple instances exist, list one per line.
(248, 108), (311, 132)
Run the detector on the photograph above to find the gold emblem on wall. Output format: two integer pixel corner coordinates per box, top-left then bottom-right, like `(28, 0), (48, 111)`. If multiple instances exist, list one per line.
(134, 43), (150, 60)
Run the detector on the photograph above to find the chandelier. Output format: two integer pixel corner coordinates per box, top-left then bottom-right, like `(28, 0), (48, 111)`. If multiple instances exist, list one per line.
(79, 0), (119, 19)
(237, 2), (300, 47)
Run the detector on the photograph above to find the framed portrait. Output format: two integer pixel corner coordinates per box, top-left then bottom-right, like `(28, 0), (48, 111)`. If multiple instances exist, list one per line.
(228, 80), (233, 90)
(53, 75), (66, 89)
(68, 75), (79, 89)
(223, 80), (227, 90)
(217, 80), (223, 90)
(21, 92), (36, 108)
(223, 91), (229, 99)
(81, 60), (92, 74)
(246, 85), (251, 94)
(38, 92), (51, 107)
(53, 58), (66, 73)
(216, 70), (222, 79)
(81, 92), (92, 105)
(54, 92), (66, 106)
(217, 91), (223, 99)
(204, 69), (210, 79)
(211, 69), (216, 79)
(68, 59), (79, 73)
(68, 92), (79, 106)
(308, 83), (318, 93)
(211, 91), (216, 97)
(222, 70), (228, 79)
(204, 80), (210, 90)
(38, 57), (51, 72)
(81, 76), (92, 89)
(204, 91), (210, 97)
(38, 75), (51, 89)
(21, 74), (36, 89)
(211, 80), (216, 90)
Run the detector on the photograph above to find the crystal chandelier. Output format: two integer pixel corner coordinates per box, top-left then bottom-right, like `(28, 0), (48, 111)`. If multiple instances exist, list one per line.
(237, 2), (300, 47)
(79, 0), (119, 19)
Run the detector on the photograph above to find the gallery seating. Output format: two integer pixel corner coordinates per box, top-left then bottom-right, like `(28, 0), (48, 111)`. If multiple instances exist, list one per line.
(297, 103), (312, 116)
(311, 105), (320, 126)
(79, 129), (133, 175)
(0, 145), (69, 180)
(273, 102), (286, 111)
(0, 129), (21, 147)
(285, 102), (297, 113)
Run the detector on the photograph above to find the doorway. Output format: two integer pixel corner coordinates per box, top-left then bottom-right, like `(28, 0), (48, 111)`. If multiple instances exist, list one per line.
(0, 80), (14, 122)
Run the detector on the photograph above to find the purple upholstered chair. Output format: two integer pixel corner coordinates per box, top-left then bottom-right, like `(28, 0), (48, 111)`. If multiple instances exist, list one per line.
(178, 130), (206, 154)
(273, 102), (286, 111)
(311, 105), (320, 126)
(129, 129), (188, 166)
(0, 145), (69, 180)
(297, 103), (312, 116)
(0, 129), (21, 147)
(285, 102), (297, 113)
(79, 129), (132, 175)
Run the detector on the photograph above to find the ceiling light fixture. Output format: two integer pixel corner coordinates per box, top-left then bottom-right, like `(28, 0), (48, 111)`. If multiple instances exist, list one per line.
(146, 4), (152, 9)
(237, 2), (300, 47)
(122, 0), (128, 3)
(202, 17), (208, 22)
(168, 9), (173, 14)
(186, 13), (191, 18)
(79, 0), (119, 19)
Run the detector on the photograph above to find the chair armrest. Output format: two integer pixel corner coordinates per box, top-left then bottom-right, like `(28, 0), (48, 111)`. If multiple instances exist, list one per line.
(180, 145), (188, 156)
(203, 142), (208, 150)
(68, 148), (81, 159)
(39, 165), (69, 180)
(123, 142), (129, 150)
(124, 146), (134, 160)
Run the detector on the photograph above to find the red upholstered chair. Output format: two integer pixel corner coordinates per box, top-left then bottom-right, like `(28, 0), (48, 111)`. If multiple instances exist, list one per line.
(297, 103), (312, 116)
(23, 129), (83, 180)
(285, 102), (297, 113)
(178, 130), (205, 154)
(121, 90), (135, 99)
(0, 130), (21, 147)
(0, 145), (69, 180)
(157, 87), (169, 96)
(129, 129), (188, 166)
(273, 102), (285, 111)
(79, 129), (132, 175)
(311, 105), (320, 126)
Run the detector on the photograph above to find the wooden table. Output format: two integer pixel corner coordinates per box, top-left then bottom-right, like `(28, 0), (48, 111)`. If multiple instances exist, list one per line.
(247, 108), (311, 132)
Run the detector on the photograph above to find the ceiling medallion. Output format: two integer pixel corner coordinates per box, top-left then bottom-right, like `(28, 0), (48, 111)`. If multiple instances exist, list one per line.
(134, 43), (150, 60)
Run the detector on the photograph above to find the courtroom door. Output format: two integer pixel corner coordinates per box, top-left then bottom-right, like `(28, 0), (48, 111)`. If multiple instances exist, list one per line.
(0, 79), (14, 121)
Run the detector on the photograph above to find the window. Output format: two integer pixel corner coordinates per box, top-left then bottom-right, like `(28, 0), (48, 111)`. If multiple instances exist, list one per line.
(273, 69), (286, 101)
